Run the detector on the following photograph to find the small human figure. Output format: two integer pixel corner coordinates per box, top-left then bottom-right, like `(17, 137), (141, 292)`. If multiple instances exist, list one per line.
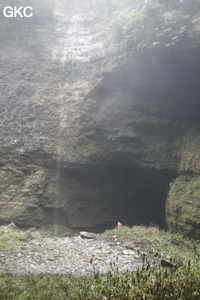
(117, 221), (122, 227)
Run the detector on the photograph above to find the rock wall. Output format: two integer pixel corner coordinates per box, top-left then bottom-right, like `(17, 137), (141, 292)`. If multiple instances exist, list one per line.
(0, 1), (200, 237)
(166, 129), (200, 238)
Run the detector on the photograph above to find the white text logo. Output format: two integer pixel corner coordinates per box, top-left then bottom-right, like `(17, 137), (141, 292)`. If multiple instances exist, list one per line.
(3, 6), (33, 18)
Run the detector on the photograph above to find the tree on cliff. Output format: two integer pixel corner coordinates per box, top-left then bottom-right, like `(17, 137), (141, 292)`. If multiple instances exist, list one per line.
(94, 0), (200, 54)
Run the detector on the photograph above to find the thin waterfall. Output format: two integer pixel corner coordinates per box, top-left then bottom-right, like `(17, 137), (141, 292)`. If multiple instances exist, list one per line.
(52, 13), (102, 68)
(53, 127), (62, 230)
(52, 14), (89, 228)
(54, 161), (60, 217)
(51, 9), (103, 228)
(61, 14), (84, 65)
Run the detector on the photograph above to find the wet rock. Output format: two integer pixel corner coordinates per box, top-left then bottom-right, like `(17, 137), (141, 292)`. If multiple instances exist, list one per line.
(122, 249), (135, 256)
(80, 231), (99, 239)
(124, 242), (136, 250)
(7, 223), (18, 229)
(160, 259), (177, 268)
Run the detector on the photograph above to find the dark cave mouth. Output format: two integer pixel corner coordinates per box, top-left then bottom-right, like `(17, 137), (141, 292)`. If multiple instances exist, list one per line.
(96, 167), (173, 232)
(50, 165), (174, 233)
(121, 168), (172, 230)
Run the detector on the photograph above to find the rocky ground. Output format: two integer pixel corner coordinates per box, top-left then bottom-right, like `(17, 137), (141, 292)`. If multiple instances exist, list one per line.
(0, 227), (161, 276)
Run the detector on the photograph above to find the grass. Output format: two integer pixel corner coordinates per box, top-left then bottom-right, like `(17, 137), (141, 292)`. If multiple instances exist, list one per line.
(37, 225), (78, 238)
(0, 225), (78, 251)
(0, 226), (24, 251)
(0, 225), (199, 299)
(101, 226), (200, 261)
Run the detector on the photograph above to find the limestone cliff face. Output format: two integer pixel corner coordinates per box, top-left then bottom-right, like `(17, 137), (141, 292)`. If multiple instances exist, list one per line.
(0, 1), (199, 236)
(166, 129), (200, 238)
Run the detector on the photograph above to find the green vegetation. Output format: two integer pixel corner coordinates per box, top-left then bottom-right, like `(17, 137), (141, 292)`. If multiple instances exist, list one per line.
(94, 0), (200, 55)
(166, 175), (200, 239)
(38, 225), (78, 237)
(0, 226), (199, 299)
(0, 226), (41, 251)
(102, 226), (199, 260)
(0, 262), (199, 300)
(0, 227), (23, 251)
(0, 225), (77, 251)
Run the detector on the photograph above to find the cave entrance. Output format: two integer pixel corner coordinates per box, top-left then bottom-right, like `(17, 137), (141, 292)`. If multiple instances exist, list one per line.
(48, 165), (174, 232)
(85, 164), (174, 232)
(115, 167), (173, 230)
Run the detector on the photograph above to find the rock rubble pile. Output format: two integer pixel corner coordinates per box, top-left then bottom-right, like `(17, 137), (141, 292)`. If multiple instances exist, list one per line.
(0, 232), (160, 276)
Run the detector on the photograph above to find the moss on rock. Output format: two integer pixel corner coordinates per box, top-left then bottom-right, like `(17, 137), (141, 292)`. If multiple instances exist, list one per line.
(166, 175), (200, 238)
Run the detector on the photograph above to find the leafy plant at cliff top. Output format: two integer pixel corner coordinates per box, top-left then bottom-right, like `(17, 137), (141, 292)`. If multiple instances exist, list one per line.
(94, 0), (200, 54)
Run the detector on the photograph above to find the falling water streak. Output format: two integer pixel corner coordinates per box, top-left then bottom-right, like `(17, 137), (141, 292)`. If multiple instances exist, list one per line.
(52, 15), (86, 230)
(51, 11), (103, 230)
(54, 161), (61, 229)
(60, 14), (85, 69)
(52, 13), (103, 67)
(53, 92), (65, 231)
